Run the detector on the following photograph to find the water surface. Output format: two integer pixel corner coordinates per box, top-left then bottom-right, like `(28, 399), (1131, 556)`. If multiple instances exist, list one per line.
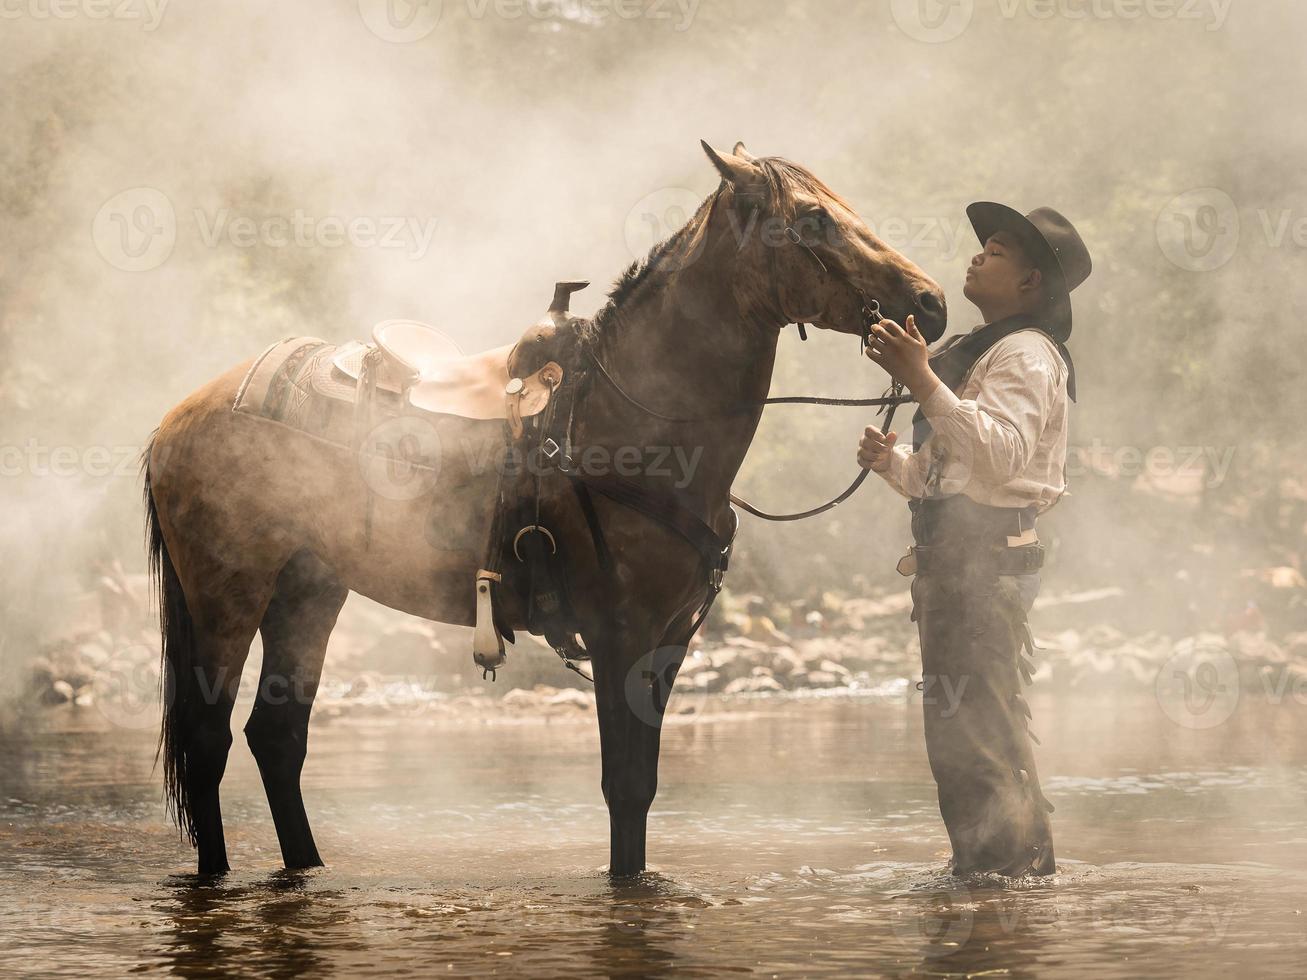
(3, 693), (1307, 976)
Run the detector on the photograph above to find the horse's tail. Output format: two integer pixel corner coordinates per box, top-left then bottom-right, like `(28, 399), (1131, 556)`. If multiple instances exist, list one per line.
(142, 433), (198, 845)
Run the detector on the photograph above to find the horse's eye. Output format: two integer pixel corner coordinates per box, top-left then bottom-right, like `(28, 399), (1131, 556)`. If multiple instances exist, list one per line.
(794, 209), (827, 240)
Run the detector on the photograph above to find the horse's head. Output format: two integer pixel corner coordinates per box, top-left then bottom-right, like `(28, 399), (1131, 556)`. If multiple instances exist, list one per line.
(700, 141), (947, 343)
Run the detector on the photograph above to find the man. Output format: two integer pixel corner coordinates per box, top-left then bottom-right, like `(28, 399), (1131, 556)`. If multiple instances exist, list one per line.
(856, 203), (1091, 877)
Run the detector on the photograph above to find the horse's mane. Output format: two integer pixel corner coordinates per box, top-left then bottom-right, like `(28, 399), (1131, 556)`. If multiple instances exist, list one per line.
(578, 156), (852, 346)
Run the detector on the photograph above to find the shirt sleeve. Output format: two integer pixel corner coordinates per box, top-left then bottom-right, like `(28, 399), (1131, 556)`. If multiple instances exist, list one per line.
(916, 337), (1061, 491)
(874, 439), (933, 499)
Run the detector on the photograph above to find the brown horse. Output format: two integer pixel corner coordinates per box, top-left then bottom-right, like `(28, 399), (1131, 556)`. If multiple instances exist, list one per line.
(143, 141), (946, 877)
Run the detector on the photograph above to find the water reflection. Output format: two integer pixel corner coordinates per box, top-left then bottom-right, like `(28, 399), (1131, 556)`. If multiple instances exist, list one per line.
(4, 695), (1307, 976)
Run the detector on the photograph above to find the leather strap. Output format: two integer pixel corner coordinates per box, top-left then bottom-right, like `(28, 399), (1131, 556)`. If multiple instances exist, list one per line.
(565, 470), (730, 570)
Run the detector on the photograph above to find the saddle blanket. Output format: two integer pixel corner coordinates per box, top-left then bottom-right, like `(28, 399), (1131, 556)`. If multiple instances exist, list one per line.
(234, 336), (392, 445)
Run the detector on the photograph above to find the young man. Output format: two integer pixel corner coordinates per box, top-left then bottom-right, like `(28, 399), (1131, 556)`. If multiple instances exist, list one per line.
(857, 203), (1091, 877)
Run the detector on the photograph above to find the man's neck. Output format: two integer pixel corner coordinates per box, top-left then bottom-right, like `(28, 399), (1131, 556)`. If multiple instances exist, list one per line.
(975, 302), (1038, 326)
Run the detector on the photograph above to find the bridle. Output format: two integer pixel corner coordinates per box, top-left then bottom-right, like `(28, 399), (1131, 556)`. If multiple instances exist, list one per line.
(588, 220), (914, 522)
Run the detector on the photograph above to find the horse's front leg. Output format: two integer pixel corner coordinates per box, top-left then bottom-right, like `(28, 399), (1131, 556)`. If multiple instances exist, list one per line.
(589, 614), (689, 877)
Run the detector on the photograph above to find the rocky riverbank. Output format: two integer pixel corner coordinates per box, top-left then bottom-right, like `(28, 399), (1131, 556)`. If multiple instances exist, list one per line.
(16, 571), (1307, 725)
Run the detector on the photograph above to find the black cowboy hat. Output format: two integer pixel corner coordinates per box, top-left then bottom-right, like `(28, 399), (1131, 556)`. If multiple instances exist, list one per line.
(966, 202), (1091, 342)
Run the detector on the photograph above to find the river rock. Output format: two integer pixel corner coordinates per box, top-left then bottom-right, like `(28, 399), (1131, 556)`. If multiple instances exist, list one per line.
(693, 670), (723, 692)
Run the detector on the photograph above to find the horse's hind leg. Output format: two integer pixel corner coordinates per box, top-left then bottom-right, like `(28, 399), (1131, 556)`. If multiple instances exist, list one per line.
(179, 589), (271, 876)
(245, 550), (347, 870)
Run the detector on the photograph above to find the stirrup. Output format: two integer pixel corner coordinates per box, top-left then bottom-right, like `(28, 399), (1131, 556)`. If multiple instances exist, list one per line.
(472, 570), (507, 672)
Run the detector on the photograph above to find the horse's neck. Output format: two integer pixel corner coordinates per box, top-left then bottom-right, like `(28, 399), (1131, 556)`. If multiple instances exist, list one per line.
(587, 244), (782, 512)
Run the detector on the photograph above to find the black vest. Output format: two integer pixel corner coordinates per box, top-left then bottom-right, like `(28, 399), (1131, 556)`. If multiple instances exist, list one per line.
(911, 314), (1076, 451)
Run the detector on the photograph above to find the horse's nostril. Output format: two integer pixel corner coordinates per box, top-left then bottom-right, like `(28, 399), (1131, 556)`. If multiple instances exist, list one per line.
(917, 290), (945, 316)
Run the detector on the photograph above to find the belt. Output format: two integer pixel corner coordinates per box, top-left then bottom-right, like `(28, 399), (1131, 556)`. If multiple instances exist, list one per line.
(907, 542), (1045, 576)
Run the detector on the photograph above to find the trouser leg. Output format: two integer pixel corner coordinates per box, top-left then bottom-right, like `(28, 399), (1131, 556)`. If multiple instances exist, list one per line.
(914, 571), (1055, 876)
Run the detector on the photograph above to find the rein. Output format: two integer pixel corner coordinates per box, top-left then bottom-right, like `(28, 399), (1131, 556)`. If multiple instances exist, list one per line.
(587, 222), (914, 522)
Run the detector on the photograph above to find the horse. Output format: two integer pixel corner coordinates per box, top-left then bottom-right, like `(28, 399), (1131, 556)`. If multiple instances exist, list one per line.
(142, 140), (947, 877)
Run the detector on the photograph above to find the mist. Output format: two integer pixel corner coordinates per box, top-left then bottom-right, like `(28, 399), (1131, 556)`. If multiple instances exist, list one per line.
(3, 2), (1307, 974)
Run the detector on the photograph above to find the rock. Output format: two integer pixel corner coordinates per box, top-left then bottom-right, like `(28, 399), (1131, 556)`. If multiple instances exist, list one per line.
(723, 675), (783, 695)
(501, 688), (540, 709)
(544, 689), (593, 710)
(45, 680), (75, 704)
(805, 670), (841, 688)
(818, 659), (852, 680)
(693, 671), (723, 692)
(1262, 566), (1307, 590)
(768, 647), (805, 677)
(744, 616), (790, 645)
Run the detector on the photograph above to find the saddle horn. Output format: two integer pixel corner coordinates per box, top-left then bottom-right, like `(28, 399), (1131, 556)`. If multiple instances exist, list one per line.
(549, 280), (589, 326)
(508, 280), (590, 380)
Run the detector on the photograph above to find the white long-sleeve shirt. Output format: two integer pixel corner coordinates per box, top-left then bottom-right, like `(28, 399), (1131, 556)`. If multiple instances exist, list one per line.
(876, 326), (1070, 513)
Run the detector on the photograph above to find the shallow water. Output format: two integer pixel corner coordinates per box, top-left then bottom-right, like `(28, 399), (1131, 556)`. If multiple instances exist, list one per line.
(3, 693), (1307, 977)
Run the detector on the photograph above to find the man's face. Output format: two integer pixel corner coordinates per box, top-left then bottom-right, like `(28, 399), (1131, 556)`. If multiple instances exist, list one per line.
(963, 231), (1037, 313)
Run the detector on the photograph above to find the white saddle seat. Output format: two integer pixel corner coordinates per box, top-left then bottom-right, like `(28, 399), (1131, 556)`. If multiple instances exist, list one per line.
(372, 320), (466, 382)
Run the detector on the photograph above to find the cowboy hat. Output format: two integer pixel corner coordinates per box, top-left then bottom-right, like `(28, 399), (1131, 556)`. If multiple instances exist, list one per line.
(966, 203), (1091, 341)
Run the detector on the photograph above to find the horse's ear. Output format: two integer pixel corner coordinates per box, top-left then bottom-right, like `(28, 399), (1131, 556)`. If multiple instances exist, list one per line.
(732, 141), (758, 162)
(701, 139), (757, 186)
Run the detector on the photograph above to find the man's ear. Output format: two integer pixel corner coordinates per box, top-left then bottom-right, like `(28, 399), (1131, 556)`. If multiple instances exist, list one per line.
(1018, 265), (1044, 296)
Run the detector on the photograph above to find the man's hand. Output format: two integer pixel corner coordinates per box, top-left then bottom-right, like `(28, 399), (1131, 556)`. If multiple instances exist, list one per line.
(858, 424), (898, 473)
(865, 314), (940, 401)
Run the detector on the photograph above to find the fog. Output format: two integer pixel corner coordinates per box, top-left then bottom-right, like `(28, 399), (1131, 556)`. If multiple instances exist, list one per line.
(0, 5), (1300, 689)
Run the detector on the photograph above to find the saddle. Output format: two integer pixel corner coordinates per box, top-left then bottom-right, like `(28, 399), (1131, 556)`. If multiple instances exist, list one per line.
(329, 283), (595, 677)
(233, 279), (725, 686)
(329, 306), (579, 430)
